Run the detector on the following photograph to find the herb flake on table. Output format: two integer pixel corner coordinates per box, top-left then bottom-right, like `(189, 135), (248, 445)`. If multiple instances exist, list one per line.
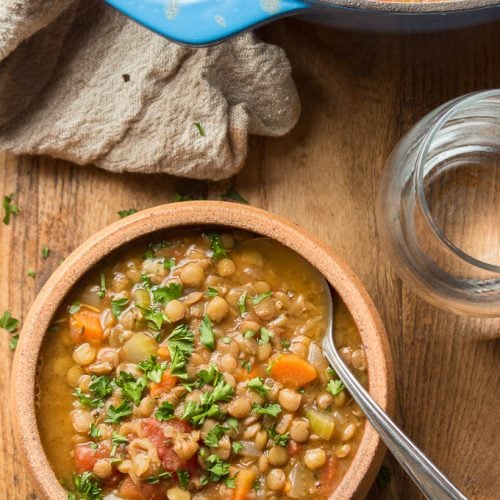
(41, 246), (50, 259)
(2, 194), (19, 225)
(194, 122), (206, 137)
(220, 189), (249, 204)
(118, 208), (137, 218)
(27, 269), (36, 278)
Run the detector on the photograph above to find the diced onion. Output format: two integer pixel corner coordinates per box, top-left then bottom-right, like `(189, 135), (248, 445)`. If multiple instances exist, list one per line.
(123, 333), (158, 362)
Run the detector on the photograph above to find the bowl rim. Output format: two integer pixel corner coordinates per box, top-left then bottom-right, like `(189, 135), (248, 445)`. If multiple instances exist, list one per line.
(11, 201), (395, 499)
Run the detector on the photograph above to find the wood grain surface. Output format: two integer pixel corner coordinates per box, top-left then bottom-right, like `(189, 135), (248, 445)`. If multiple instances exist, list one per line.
(1, 17), (500, 500)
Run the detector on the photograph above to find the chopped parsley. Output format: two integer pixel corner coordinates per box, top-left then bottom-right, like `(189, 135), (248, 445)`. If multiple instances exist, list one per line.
(155, 401), (175, 421)
(41, 246), (50, 259)
(143, 240), (169, 259)
(241, 359), (252, 373)
(8, 334), (19, 350)
(203, 424), (227, 448)
(280, 338), (291, 349)
(138, 355), (166, 383)
(110, 432), (128, 457)
(89, 423), (101, 439)
(2, 194), (19, 225)
(89, 375), (114, 400)
(206, 287), (219, 298)
(111, 298), (129, 318)
(166, 324), (194, 379)
(68, 301), (81, 314)
(198, 364), (223, 385)
(203, 453), (231, 483)
(258, 327), (274, 345)
(72, 388), (104, 409)
(206, 232), (226, 260)
(220, 336), (231, 344)
(104, 400), (133, 424)
(220, 189), (249, 204)
(152, 283), (182, 305)
(177, 470), (190, 489)
(244, 330), (256, 339)
(115, 372), (147, 405)
(252, 291), (272, 305)
(139, 305), (167, 331)
(326, 379), (345, 396)
(199, 315), (215, 351)
(70, 471), (102, 500)
(225, 417), (239, 432)
(118, 208), (137, 218)
(97, 273), (106, 299)
(238, 292), (247, 314)
(252, 403), (281, 418)
(231, 441), (243, 454)
(193, 122), (205, 137)
(140, 273), (153, 289)
(145, 469), (173, 484)
(247, 377), (269, 398)
(163, 257), (176, 270)
(269, 425), (289, 446)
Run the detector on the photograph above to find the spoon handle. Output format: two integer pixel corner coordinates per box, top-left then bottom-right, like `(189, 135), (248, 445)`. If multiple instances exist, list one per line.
(323, 342), (467, 500)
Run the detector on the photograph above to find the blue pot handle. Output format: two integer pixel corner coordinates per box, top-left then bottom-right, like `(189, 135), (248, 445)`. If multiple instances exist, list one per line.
(105, 0), (310, 47)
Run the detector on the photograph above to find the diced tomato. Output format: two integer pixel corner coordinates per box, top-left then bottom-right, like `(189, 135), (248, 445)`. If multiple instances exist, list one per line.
(103, 471), (123, 490)
(149, 369), (177, 398)
(141, 418), (197, 474)
(74, 442), (109, 473)
(118, 476), (166, 500)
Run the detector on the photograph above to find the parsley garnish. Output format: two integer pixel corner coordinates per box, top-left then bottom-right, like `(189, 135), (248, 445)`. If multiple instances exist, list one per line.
(238, 292), (247, 314)
(167, 323), (194, 358)
(269, 424), (289, 446)
(206, 287), (219, 298)
(41, 246), (50, 259)
(258, 327), (274, 345)
(163, 257), (176, 270)
(70, 471), (102, 499)
(203, 424), (227, 448)
(104, 400), (133, 424)
(206, 232), (226, 260)
(140, 273), (153, 289)
(231, 441), (243, 454)
(143, 240), (169, 259)
(72, 388), (103, 409)
(111, 298), (128, 318)
(97, 273), (106, 299)
(241, 359), (252, 373)
(118, 208), (137, 218)
(198, 364), (223, 385)
(225, 417), (239, 433)
(252, 292), (272, 305)
(138, 355), (166, 383)
(155, 401), (175, 422)
(145, 469), (173, 484)
(204, 453), (231, 483)
(110, 432), (128, 456)
(220, 336), (231, 344)
(244, 330), (256, 339)
(2, 194), (19, 225)
(152, 283), (182, 305)
(89, 423), (101, 439)
(247, 377), (269, 398)
(252, 403), (281, 418)
(220, 189), (249, 204)
(9, 334), (19, 350)
(177, 470), (190, 489)
(89, 375), (114, 400)
(115, 372), (147, 405)
(199, 315), (215, 351)
(194, 122), (205, 137)
(68, 301), (81, 314)
(139, 305), (167, 331)
(326, 379), (345, 396)
(280, 338), (291, 349)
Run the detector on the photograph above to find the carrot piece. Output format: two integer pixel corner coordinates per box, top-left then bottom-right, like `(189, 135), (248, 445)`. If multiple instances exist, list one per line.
(157, 345), (171, 360)
(70, 309), (104, 345)
(233, 468), (257, 500)
(149, 369), (177, 398)
(320, 456), (338, 495)
(269, 354), (317, 389)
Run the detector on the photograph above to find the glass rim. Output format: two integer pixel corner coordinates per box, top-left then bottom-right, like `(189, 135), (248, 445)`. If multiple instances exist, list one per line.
(415, 88), (500, 274)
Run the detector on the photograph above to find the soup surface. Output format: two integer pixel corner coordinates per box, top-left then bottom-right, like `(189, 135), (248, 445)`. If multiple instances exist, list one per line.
(37, 230), (368, 499)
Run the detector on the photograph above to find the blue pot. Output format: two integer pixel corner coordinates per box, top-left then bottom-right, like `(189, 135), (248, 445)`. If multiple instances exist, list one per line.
(105, 0), (500, 46)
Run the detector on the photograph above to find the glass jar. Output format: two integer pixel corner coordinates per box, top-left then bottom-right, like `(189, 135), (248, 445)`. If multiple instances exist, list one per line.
(376, 90), (500, 317)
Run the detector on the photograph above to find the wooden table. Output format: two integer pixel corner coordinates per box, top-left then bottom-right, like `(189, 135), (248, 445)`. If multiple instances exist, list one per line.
(1, 17), (499, 500)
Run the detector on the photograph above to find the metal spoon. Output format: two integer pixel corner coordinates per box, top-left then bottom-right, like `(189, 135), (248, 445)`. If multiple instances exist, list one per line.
(319, 277), (467, 499)
(239, 237), (466, 499)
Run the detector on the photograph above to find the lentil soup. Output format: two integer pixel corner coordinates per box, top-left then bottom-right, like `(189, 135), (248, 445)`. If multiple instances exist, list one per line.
(37, 229), (368, 499)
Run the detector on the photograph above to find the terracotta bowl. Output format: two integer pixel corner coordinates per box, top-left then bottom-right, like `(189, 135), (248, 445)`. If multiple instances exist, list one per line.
(11, 201), (394, 499)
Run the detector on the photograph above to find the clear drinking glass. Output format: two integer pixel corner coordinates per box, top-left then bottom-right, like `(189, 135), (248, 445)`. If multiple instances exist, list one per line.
(376, 90), (500, 317)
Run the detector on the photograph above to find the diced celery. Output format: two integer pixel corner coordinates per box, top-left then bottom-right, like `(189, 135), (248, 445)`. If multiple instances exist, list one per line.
(305, 408), (335, 440)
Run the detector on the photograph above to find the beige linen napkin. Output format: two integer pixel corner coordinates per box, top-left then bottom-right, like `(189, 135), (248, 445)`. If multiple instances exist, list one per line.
(0, 0), (300, 179)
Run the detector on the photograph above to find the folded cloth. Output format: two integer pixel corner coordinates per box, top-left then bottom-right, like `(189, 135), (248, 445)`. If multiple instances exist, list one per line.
(0, 1), (300, 179)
